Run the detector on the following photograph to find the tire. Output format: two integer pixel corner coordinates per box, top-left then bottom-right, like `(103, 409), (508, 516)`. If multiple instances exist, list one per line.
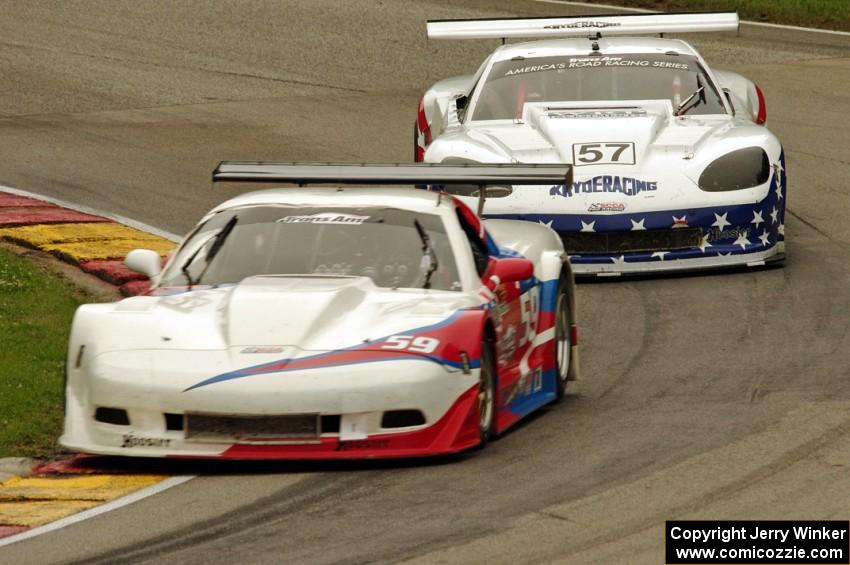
(553, 274), (571, 402)
(413, 121), (420, 162)
(478, 336), (497, 445)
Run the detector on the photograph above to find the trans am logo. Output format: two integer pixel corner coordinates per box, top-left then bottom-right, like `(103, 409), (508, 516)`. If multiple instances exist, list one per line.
(278, 213), (369, 225)
(551, 175), (658, 198)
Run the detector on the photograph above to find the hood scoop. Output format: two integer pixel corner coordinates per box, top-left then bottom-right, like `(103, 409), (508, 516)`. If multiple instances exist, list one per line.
(225, 276), (370, 347)
(527, 103), (668, 163)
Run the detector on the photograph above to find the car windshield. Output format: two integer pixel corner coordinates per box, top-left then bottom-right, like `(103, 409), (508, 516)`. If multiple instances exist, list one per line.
(159, 205), (461, 291)
(472, 52), (726, 120)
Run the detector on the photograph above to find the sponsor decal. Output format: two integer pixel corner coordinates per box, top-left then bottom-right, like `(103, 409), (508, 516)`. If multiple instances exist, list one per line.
(502, 367), (543, 406)
(548, 109), (647, 119)
(588, 202), (626, 212)
(494, 285), (511, 319)
(121, 434), (171, 448)
(706, 226), (749, 242)
(672, 215), (689, 228)
(550, 175), (657, 198)
(278, 213), (369, 225)
(505, 63), (566, 77)
(543, 21), (621, 30)
(531, 368), (543, 394)
(497, 325), (517, 365)
(567, 56), (690, 70)
(241, 346), (285, 354)
(336, 439), (390, 451)
(500, 54), (695, 80)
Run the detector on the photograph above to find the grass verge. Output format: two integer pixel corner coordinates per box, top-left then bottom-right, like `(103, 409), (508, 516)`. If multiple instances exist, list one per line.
(0, 246), (90, 458)
(581, 0), (850, 32)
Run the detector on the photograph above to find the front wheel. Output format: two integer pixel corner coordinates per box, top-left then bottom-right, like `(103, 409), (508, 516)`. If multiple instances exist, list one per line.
(478, 337), (497, 445)
(553, 276), (571, 402)
(413, 121), (421, 162)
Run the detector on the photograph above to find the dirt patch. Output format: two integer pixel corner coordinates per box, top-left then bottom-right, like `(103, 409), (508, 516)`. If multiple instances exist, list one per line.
(0, 242), (120, 303)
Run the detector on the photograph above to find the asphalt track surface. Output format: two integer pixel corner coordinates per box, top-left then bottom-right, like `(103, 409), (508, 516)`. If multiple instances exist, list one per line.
(1, 1), (849, 563)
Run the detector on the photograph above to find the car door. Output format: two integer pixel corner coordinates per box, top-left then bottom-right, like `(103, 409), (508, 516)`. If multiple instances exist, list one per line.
(453, 203), (541, 424)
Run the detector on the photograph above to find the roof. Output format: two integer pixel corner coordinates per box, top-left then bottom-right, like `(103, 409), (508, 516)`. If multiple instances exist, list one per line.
(490, 37), (698, 62)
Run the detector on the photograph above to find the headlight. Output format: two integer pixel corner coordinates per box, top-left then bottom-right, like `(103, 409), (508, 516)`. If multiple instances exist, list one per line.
(698, 147), (770, 192)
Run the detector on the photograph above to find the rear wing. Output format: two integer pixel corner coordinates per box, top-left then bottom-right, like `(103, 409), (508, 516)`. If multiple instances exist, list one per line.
(427, 12), (739, 40)
(213, 162), (572, 216)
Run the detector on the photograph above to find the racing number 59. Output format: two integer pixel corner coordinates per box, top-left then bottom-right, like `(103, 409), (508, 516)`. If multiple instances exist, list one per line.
(519, 287), (539, 347)
(382, 335), (440, 354)
(572, 142), (635, 165)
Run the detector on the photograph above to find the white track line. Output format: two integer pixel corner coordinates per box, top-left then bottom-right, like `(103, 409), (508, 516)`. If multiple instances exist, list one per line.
(534, 0), (850, 37)
(0, 184), (182, 243)
(0, 475), (195, 547)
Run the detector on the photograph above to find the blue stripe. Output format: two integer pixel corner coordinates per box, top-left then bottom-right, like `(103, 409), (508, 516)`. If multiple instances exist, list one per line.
(508, 368), (558, 417)
(184, 309), (474, 391)
(487, 150), (787, 264)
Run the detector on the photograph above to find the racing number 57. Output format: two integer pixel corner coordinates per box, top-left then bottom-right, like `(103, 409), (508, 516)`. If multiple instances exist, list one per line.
(572, 142), (635, 165)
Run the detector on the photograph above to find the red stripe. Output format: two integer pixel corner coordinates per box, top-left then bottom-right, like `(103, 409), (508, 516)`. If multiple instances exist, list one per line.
(0, 194), (55, 208)
(0, 207), (108, 227)
(171, 385), (481, 460)
(754, 84), (767, 125)
(0, 526), (30, 539)
(80, 260), (148, 285)
(417, 97), (428, 130)
(416, 97), (431, 162)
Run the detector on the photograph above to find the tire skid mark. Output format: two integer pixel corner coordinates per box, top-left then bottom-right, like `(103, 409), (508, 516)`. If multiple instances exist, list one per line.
(71, 472), (380, 565)
(404, 403), (850, 564)
(594, 285), (651, 401)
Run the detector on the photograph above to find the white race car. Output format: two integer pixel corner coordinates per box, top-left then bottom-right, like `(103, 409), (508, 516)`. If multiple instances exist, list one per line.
(417, 12), (786, 275)
(61, 163), (579, 460)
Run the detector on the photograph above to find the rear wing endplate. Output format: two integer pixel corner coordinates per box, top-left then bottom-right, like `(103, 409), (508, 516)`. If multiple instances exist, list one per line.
(213, 162), (572, 216)
(427, 12), (739, 40)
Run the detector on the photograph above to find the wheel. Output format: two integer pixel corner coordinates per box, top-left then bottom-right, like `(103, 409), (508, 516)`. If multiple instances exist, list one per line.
(413, 121), (420, 162)
(553, 275), (571, 402)
(478, 337), (497, 444)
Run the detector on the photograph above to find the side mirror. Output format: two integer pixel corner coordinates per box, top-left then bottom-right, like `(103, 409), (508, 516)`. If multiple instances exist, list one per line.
(125, 249), (162, 279)
(486, 257), (534, 291)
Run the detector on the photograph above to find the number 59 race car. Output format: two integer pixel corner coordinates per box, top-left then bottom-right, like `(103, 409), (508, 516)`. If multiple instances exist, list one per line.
(417, 12), (786, 275)
(60, 163), (580, 459)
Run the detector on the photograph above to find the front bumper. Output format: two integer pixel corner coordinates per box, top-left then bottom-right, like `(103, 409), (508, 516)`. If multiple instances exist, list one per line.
(488, 190), (787, 276)
(570, 245), (784, 276)
(61, 356), (482, 459)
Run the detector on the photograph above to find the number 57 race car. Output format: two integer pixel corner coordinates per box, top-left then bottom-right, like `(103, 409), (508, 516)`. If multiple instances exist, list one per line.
(61, 163), (580, 459)
(417, 12), (786, 276)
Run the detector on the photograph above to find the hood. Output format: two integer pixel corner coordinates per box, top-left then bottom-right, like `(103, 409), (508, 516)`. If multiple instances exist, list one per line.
(99, 276), (477, 353)
(473, 100), (722, 163)
(439, 100), (778, 215)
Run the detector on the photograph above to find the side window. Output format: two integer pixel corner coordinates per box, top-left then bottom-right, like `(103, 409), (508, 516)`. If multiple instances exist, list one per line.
(456, 209), (490, 277)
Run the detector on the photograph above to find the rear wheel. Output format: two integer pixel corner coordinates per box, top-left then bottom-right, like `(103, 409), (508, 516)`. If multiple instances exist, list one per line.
(478, 337), (497, 444)
(553, 276), (571, 402)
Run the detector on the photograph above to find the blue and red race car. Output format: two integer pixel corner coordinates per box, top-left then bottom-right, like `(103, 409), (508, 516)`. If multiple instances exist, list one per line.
(61, 163), (579, 459)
